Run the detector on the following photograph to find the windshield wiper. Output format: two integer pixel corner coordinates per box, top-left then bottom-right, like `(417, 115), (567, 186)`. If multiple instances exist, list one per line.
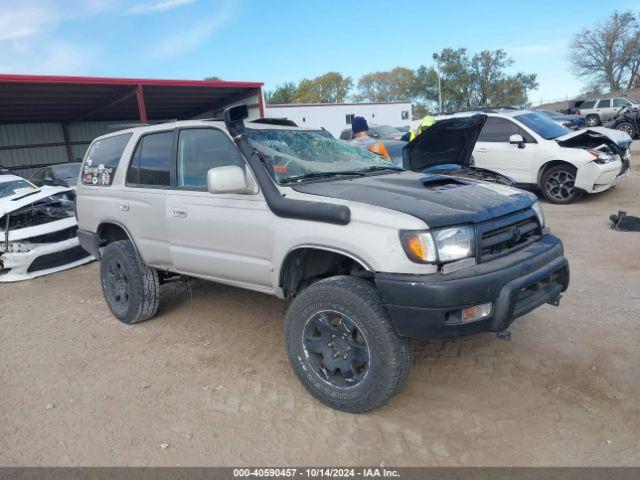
(355, 165), (404, 173)
(279, 171), (366, 184)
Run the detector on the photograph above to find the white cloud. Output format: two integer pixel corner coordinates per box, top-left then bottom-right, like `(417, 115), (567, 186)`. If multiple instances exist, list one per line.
(126, 0), (198, 15)
(0, 4), (59, 41)
(149, 4), (235, 58)
(0, 40), (95, 75)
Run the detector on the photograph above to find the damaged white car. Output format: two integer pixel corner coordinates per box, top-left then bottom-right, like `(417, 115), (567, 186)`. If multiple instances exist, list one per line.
(441, 109), (633, 204)
(0, 172), (93, 282)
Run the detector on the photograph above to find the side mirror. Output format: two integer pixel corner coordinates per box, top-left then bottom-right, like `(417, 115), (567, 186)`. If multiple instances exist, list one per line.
(509, 134), (525, 149)
(207, 166), (257, 194)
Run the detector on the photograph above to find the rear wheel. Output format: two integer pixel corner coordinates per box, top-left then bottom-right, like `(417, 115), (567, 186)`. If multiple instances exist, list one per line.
(100, 240), (160, 324)
(617, 122), (636, 138)
(540, 165), (583, 204)
(586, 115), (600, 127)
(284, 276), (411, 412)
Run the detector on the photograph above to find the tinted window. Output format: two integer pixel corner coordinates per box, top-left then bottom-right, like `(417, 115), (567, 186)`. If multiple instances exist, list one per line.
(339, 129), (353, 140)
(581, 100), (596, 109)
(82, 133), (132, 186)
(177, 129), (244, 189)
(52, 163), (81, 179)
(514, 112), (570, 140)
(127, 132), (174, 187)
(477, 117), (522, 142)
(613, 98), (630, 107)
(597, 99), (611, 108)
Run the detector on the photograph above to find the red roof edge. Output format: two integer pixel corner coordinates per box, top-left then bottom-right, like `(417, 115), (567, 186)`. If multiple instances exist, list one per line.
(0, 73), (263, 89)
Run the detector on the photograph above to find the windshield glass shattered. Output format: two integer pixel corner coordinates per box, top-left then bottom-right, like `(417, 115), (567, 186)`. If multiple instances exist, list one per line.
(245, 128), (400, 184)
(0, 179), (37, 199)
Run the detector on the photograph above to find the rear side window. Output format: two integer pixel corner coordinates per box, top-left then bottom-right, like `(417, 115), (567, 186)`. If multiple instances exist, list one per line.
(82, 133), (132, 186)
(580, 100), (596, 109)
(177, 128), (244, 189)
(127, 131), (174, 187)
(613, 98), (629, 107)
(597, 99), (611, 108)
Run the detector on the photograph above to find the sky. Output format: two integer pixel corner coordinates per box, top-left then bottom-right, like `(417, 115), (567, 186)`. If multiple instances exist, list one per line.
(1, 0), (639, 106)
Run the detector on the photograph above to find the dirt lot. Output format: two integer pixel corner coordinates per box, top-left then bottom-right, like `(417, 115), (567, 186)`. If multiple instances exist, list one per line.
(1, 154), (639, 467)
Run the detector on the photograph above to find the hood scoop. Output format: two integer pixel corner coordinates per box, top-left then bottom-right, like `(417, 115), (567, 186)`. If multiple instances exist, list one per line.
(420, 175), (470, 191)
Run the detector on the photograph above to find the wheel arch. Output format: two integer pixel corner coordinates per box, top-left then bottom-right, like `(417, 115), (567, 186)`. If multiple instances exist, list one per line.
(97, 221), (144, 261)
(537, 160), (577, 186)
(279, 246), (373, 299)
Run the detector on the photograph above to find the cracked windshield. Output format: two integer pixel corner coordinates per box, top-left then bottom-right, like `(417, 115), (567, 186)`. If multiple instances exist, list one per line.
(246, 128), (401, 184)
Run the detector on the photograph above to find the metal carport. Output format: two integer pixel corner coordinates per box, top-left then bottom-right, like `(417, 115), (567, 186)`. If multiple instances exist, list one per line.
(0, 74), (264, 175)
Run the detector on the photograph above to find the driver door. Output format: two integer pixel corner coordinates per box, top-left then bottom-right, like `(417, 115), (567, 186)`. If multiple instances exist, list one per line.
(165, 127), (272, 290)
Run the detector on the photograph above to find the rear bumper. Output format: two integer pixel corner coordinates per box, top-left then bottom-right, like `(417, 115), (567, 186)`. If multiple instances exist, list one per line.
(375, 235), (569, 339)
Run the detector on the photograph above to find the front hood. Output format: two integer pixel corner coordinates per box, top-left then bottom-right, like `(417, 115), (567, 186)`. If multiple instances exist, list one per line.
(0, 185), (73, 217)
(556, 126), (631, 144)
(402, 114), (487, 172)
(293, 171), (536, 228)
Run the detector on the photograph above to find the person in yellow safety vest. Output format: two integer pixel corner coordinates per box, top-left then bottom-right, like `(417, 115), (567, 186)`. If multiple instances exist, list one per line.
(409, 115), (436, 141)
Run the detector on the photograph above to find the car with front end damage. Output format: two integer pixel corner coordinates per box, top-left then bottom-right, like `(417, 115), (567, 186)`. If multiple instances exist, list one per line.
(76, 105), (569, 413)
(0, 171), (92, 282)
(442, 109), (632, 204)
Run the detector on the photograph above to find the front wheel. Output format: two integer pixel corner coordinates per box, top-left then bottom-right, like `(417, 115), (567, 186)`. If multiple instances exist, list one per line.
(284, 276), (411, 412)
(540, 165), (584, 204)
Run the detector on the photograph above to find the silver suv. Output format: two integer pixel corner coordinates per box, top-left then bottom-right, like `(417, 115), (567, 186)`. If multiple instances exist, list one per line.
(76, 105), (570, 412)
(578, 97), (638, 126)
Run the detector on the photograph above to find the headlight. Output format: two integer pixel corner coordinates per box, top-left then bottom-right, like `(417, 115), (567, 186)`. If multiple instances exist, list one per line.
(531, 201), (545, 228)
(400, 226), (474, 264)
(588, 149), (616, 164)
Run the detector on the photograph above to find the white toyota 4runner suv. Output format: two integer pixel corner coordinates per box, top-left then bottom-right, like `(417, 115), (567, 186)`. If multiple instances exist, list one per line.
(76, 105), (569, 412)
(440, 109), (632, 204)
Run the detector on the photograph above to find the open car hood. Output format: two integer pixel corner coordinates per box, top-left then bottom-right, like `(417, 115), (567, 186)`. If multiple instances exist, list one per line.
(402, 114), (487, 171)
(555, 127), (632, 155)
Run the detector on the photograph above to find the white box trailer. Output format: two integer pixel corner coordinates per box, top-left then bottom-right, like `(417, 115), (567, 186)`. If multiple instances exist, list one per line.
(265, 102), (412, 138)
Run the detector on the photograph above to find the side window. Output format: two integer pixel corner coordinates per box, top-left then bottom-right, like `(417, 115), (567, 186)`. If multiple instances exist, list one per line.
(580, 100), (595, 109)
(345, 114), (355, 125)
(477, 117), (521, 142)
(177, 129), (244, 189)
(613, 98), (629, 107)
(127, 131), (174, 187)
(82, 133), (132, 186)
(597, 99), (611, 108)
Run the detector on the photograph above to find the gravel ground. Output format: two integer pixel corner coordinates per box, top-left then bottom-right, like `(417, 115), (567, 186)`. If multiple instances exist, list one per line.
(1, 154), (639, 467)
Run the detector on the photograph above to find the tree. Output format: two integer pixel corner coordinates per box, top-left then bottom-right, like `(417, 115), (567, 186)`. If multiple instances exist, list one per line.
(204, 76), (222, 81)
(293, 72), (353, 103)
(266, 82), (298, 104)
(411, 48), (537, 111)
(355, 67), (416, 102)
(569, 10), (640, 91)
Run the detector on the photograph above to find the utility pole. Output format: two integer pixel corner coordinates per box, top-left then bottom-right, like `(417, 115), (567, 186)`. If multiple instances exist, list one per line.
(433, 53), (443, 113)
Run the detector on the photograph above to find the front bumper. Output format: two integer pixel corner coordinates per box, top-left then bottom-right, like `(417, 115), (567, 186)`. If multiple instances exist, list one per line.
(575, 158), (629, 193)
(0, 237), (93, 282)
(375, 235), (569, 339)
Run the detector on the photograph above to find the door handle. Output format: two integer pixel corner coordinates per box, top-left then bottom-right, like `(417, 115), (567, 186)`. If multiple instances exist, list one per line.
(119, 203), (129, 212)
(172, 208), (187, 218)
(476, 148), (489, 153)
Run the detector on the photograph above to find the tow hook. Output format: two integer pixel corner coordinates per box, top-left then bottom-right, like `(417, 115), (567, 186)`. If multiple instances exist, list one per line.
(547, 294), (562, 307)
(496, 330), (511, 342)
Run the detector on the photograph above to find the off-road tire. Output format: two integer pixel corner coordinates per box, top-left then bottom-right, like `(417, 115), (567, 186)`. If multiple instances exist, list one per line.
(586, 114), (600, 127)
(284, 275), (412, 412)
(540, 164), (584, 204)
(617, 122), (636, 138)
(100, 240), (160, 324)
